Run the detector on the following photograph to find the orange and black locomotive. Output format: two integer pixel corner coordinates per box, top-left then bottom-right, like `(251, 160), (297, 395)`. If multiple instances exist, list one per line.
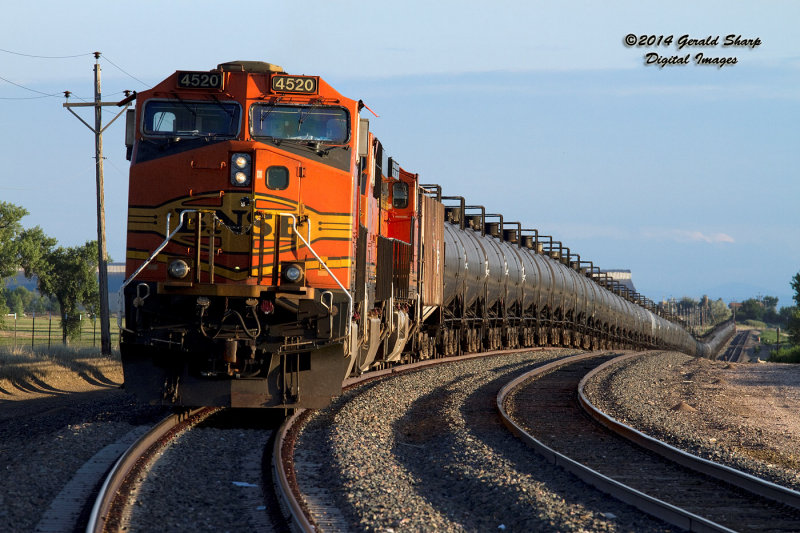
(120, 60), (706, 409)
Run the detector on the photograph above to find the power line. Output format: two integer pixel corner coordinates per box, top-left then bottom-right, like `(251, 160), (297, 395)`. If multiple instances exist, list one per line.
(0, 47), (93, 59)
(0, 50), (143, 102)
(101, 54), (148, 87)
(0, 73), (61, 97)
(0, 94), (56, 100)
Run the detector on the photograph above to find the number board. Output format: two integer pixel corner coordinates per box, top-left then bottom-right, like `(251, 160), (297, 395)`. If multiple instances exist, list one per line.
(271, 75), (318, 94)
(177, 71), (224, 90)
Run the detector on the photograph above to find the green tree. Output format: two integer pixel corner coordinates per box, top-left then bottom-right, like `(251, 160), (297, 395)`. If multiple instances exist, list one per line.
(679, 296), (699, 311)
(0, 289), (8, 317)
(0, 202), (55, 278)
(737, 298), (764, 322)
(763, 296), (779, 312)
(6, 288), (25, 315)
(779, 306), (796, 326)
(0, 202), (28, 279)
(33, 241), (100, 344)
(789, 310), (800, 346)
(710, 298), (732, 324)
(17, 226), (58, 277)
(0, 202), (56, 327)
(792, 273), (800, 307)
(789, 272), (800, 345)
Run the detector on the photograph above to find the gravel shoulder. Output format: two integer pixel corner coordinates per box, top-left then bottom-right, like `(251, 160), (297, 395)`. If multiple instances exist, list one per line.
(0, 358), (167, 533)
(295, 350), (677, 532)
(583, 349), (800, 492)
(4, 335), (800, 531)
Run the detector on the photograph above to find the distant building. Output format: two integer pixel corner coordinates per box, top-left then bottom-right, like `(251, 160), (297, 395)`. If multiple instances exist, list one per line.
(5, 263), (127, 313)
(598, 269), (636, 293)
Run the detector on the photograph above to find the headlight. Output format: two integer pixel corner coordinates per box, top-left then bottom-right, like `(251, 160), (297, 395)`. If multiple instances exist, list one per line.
(282, 263), (304, 283)
(230, 153), (251, 186)
(168, 259), (190, 279)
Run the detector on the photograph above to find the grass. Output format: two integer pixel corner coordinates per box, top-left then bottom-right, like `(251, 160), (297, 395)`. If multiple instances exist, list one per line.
(0, 314), (119, 349)
(760, 329), (790, 344)
(0, 344), (121, 386)
(769, 345), (800, 364)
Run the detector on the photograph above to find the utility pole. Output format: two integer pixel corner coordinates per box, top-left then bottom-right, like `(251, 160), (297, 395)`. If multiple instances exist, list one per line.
(63, 52), (131, 356)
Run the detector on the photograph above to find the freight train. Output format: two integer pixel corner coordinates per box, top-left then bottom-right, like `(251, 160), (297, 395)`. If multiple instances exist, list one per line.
(120, 60), (708, 409)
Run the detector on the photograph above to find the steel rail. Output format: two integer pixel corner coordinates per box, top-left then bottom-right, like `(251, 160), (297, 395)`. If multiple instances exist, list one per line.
(86, 407), (217, 533)
(578, 351), (800, 511)
(496, 351), (735, 533)
(274, 345), (550, 531)
(273, 408), (315, 533)
(719, 330), (747, 362)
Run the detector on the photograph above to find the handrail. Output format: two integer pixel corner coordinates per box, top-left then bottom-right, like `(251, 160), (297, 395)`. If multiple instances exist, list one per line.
(280, 212), (353, 339)
(116, 209), (354, 343)
(117, 210), (197, 328)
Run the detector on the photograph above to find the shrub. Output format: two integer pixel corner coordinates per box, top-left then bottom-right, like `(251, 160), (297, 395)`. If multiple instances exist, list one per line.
(769, 345), (800, 364)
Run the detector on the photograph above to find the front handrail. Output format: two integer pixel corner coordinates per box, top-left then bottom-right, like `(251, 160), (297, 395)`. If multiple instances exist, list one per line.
(280, 212), (353, 339)
(116, 210), (197, 328)
(116, 210), (354, 344)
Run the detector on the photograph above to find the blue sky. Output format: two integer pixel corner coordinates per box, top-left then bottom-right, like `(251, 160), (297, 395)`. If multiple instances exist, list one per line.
(1, 1), (798, 307)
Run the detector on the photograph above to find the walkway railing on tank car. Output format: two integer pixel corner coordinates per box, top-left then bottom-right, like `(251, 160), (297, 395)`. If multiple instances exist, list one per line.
(419, 184), (442, 201)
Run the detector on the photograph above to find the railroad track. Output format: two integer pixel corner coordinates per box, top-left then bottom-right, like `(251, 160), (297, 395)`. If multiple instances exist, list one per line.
(719, 330), (748, 362)
(276, 346), (558, 531)
(498, 351), (800, 532)
(87, 407), (285, 532)
(86, 407), (217, 532)
(74, 350), (536, 533)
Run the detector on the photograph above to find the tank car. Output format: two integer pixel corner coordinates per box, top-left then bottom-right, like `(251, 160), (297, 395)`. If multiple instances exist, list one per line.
(119, 60), (703, 409)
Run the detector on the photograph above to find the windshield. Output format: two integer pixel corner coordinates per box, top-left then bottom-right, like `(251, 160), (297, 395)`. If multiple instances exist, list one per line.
(250, 104), (349, 143)
(142, 100), (240, 138)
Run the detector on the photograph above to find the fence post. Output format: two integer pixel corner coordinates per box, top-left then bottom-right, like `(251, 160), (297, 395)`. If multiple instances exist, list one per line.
(48, 312), (52, 350)
(13, 313), (17, 349)
(31, 311), (35, 349)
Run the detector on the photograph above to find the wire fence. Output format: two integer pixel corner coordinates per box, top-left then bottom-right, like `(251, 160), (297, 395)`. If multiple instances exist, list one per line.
(0, 313), (120, 350)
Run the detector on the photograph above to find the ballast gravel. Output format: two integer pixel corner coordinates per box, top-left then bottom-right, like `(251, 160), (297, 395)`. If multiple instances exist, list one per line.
(122, 422), (275, 532)
(7, 347), (799, 532)
(294, 349), (676, 532)
(583, 351), (800, 493)
(0, 390), (167, 533)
